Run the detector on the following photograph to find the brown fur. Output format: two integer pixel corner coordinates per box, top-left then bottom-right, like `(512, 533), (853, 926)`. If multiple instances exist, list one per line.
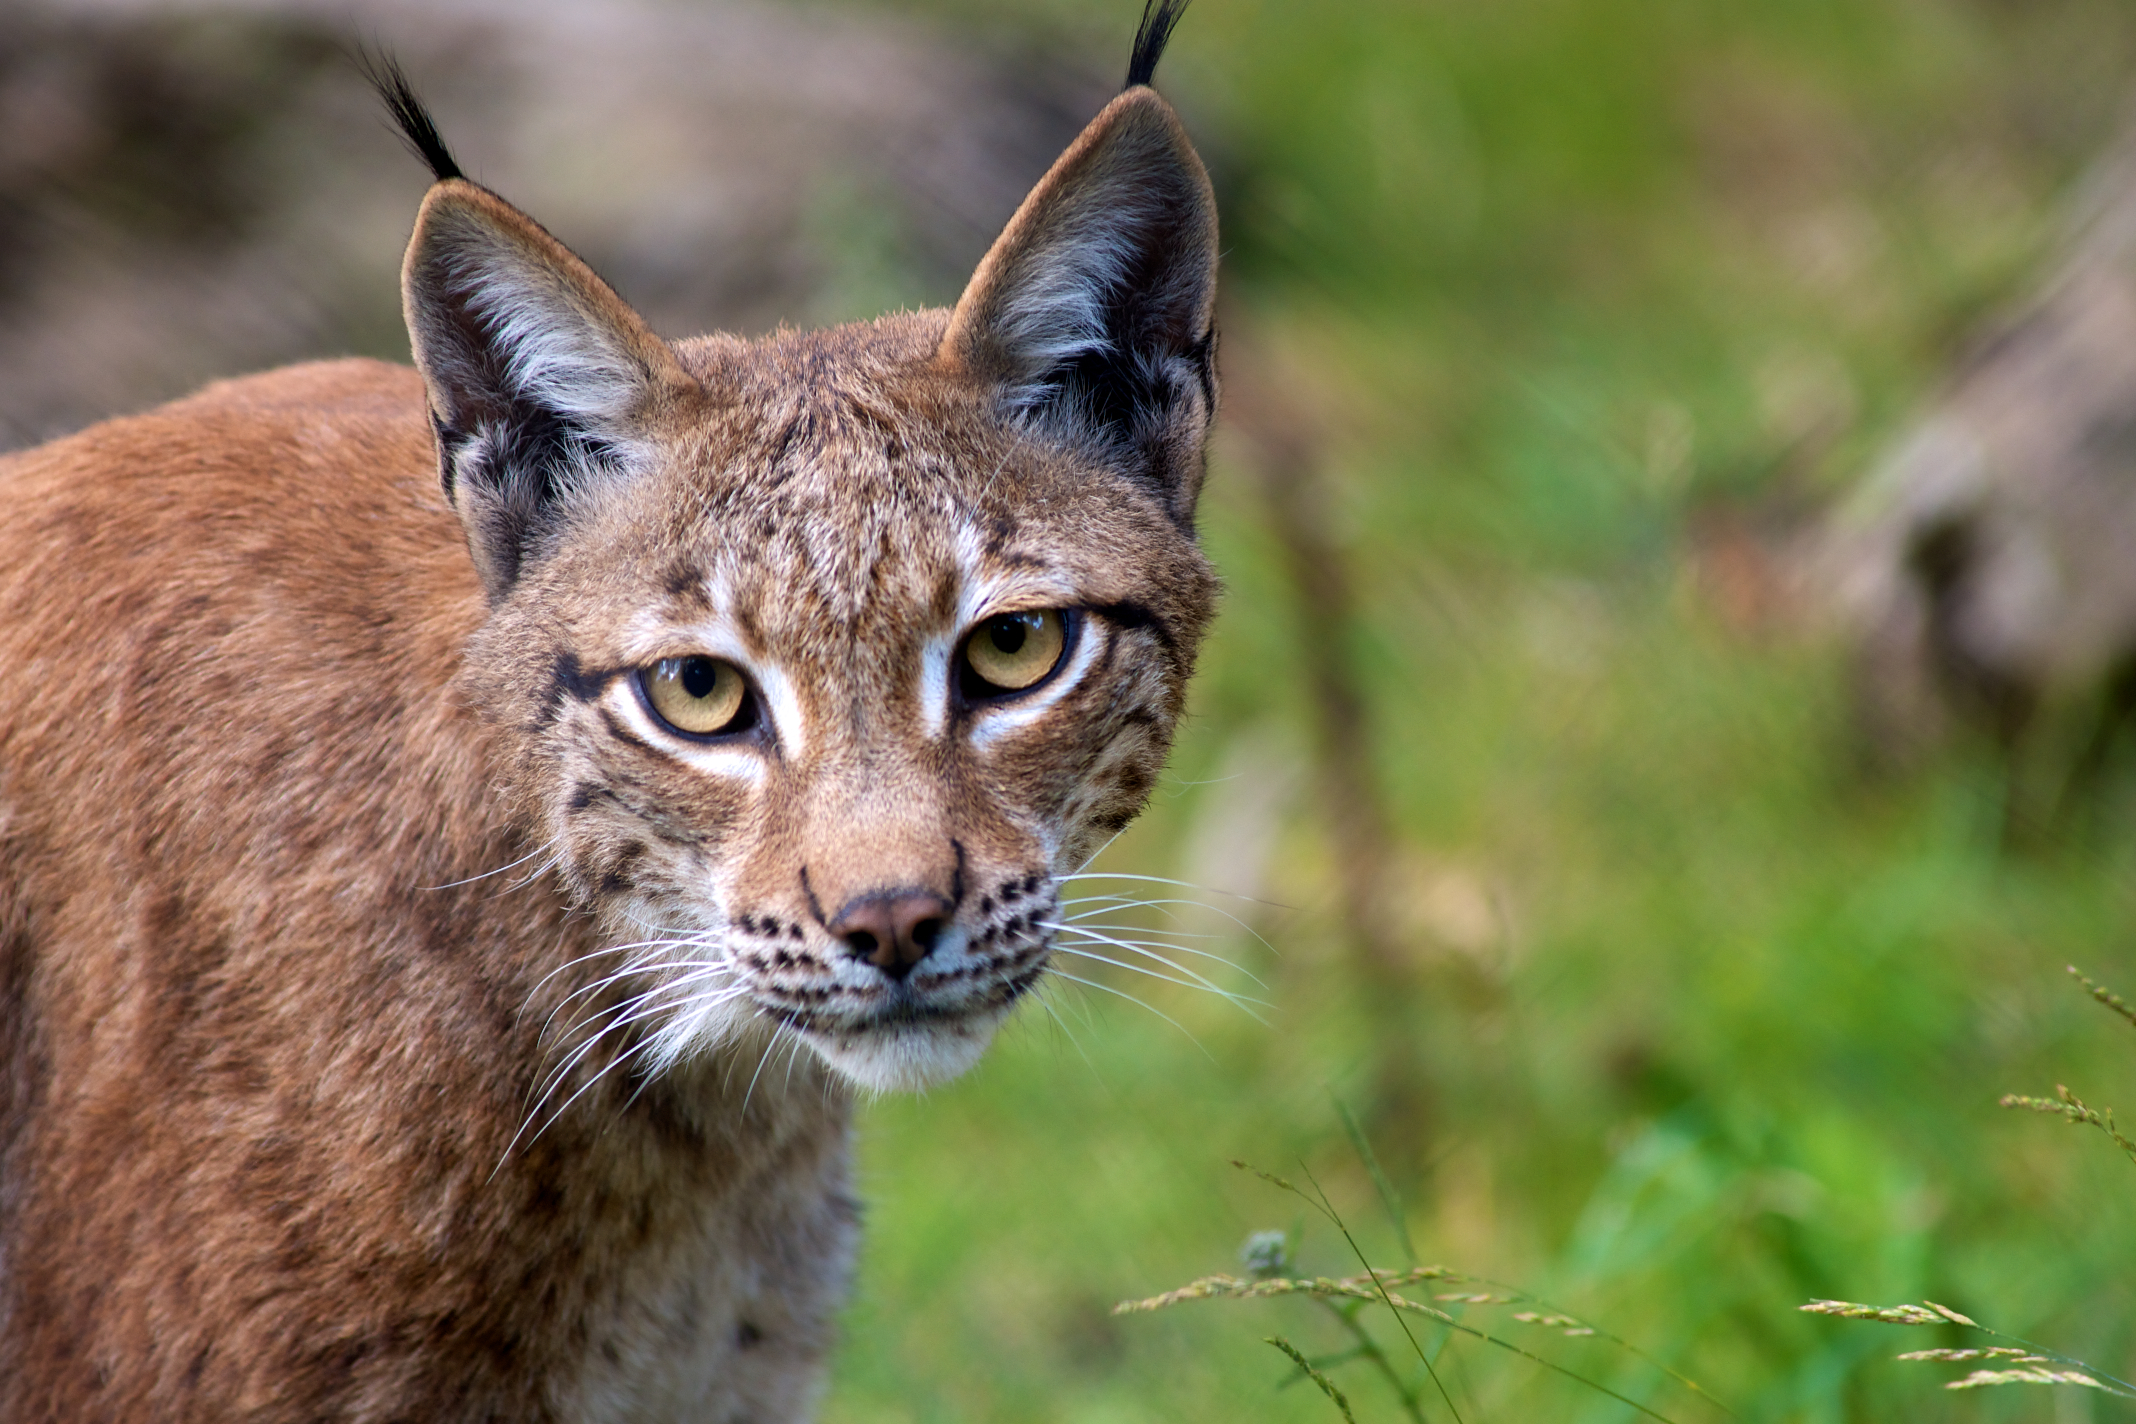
(0, 82), (1216, 1420)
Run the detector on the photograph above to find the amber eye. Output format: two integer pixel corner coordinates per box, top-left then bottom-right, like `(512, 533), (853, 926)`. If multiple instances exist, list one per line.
(641, 656), (752, 736)
(962, 610), (1068, 696)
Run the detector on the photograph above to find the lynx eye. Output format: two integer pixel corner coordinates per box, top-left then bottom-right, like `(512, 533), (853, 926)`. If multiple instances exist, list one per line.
(962, 610), (1068, 696)
(640, 656), (753, 737)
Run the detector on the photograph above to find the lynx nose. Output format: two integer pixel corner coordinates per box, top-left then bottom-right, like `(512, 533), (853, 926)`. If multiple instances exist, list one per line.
(829, 891), (952, 979)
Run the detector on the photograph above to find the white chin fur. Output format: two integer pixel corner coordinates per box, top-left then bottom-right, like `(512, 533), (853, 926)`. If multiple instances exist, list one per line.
(799, 1010), (1006, 1093)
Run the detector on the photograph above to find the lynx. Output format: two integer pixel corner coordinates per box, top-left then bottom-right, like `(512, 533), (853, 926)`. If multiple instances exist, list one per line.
(0, 3), (1217, 1419)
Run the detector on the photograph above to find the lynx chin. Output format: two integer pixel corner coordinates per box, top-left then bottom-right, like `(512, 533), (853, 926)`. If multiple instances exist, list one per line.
(0, 2), (1218, 1419)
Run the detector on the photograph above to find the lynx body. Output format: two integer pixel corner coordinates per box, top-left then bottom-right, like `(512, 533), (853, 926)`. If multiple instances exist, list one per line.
(0, 17), (1217, 1419)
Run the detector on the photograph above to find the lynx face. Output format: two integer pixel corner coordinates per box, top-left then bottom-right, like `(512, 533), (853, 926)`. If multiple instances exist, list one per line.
(404, 86), (1220, 1092)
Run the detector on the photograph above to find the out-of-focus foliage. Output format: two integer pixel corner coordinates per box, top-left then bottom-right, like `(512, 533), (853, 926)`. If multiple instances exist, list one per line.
(821, 1), (2136, 1420)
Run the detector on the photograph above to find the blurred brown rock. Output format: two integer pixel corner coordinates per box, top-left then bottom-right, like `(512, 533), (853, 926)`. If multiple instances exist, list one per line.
(0, 0), (1110, 447)
(1823, 107), (2136, 775)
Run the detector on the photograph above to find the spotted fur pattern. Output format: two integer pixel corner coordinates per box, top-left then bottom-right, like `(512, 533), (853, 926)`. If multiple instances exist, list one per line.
(0, 75), (1218, 1424)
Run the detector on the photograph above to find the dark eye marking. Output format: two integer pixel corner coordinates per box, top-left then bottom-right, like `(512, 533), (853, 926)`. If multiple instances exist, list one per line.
(596, 841), (646, 895)
(539, 649), (616, 727)
(597, 704), (658, 754)
(1089, 600), (1173, 653)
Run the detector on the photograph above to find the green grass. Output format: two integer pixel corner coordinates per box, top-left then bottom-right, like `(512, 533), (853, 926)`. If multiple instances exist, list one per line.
(823, 0), (2136, 1418)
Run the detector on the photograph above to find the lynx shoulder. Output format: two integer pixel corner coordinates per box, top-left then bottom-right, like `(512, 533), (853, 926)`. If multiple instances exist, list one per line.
(0, 4), (1217, 1419)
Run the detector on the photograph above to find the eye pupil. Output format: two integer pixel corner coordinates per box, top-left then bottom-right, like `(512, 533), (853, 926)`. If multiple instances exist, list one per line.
(988, 618), (1029, 655)
(679, 657), (719, 699)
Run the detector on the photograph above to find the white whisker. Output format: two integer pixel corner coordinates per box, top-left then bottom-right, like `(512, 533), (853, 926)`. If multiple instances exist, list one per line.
(496, 1023), (618, 1175)
(1048, 947), (1247, 1005)
(422, 838), (559, 892)
(506, 967), (756, 1173)
(1055, 917), (1247, 951)
(1038, 974), (1101, 1035)
(1043, 968), (1212, 1059)
(561, 969), (747, 1059)
(1060, 920), (1231, 947)
(1058, 890), (1278, 953)
(1027, 988), (1099, 1076)
(1045, 922), (1270, 995)
(1058, 894), (1143, 916)
(540, 953), (726, 1037)
(510, 1019), (662, 1165)
(495, 849), (568, 897)
(1054, 871), (1286, 911)
(604, 977), (748, 1041)
(532, 965), (729, 1109)
(1045, 943), (1270, 1021)
(609, 1031), (681, 1128)
(521, 936), (719, 1024)
(1062, 896), (1221, 927)
(740, 1021), (793, 1115)
(530, 995), (644, 1111)
(620, 908), (721, 936)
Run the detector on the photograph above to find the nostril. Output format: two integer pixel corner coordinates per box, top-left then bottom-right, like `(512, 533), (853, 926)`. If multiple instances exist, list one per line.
(827, 890), (952, 978)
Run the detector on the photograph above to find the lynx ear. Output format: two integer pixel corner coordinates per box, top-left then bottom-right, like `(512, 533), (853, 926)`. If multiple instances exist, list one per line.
(939, 87), (1219, 523)
(402, 181), (697, 597)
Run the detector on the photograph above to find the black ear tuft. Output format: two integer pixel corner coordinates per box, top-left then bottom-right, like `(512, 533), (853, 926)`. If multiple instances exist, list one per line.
(357, 48), (464, 183)
(1125, 0), (1192, 90)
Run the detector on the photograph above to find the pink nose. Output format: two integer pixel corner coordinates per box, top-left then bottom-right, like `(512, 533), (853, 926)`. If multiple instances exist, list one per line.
(828, 891), (952, 979)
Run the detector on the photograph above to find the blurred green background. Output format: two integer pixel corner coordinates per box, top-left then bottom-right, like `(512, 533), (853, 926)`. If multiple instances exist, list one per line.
(815, 1), (2136, 1420)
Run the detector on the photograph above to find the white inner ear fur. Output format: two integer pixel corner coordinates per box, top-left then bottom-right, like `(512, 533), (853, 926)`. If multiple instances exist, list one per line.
(442, 227), (651, 433)
(988, 169), (1172, 409)
(462, 433), (639, 515)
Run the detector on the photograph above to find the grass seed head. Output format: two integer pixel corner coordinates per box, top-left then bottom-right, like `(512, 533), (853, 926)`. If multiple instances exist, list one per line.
(1947, 1368), (2107, 1391)
(1800, 1300), (1945, 1325)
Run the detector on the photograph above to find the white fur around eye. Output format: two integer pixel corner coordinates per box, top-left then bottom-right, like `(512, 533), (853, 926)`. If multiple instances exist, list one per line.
(968, 616), (1103, 748)
(618, 614), (811, 762)
(604, 681), (766, 783)
(918, 632), (955, 741)
(741, 659), (809, 761)
(942, 526), (1089, 741)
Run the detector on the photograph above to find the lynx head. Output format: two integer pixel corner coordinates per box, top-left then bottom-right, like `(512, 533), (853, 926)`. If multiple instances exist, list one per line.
(380, 16), (1216, 1095)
